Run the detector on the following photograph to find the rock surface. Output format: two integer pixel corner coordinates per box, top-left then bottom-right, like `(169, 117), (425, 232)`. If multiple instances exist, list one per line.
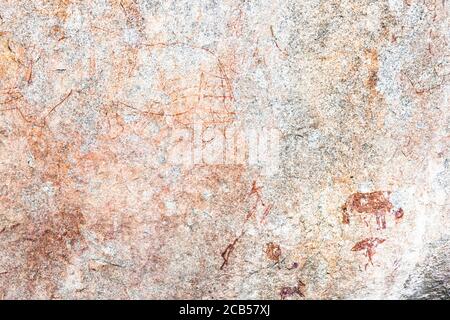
(0, 0), (448, 299)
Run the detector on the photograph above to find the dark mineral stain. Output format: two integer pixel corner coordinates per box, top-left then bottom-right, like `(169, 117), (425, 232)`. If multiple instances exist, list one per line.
(403, 237), (450, 299)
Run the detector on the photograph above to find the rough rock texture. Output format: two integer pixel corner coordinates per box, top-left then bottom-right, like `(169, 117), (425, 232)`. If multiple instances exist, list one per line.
(0, 0), (448, 299)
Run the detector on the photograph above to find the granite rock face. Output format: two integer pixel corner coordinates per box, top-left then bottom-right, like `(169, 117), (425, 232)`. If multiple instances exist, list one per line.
(0, 0), (448, 299)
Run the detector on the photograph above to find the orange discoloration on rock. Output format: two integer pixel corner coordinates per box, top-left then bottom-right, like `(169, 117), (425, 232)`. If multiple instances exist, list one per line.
(0, 36), (22, 84)
(24, 206), (85, 295)
(118, 0), (144, 30)
(365, 49), (379, 101)
(25, 125), (80, 186)
(36, 0), (73, 21)
(49, 25), (66, 41)
(0, 116), (90, 297)
(0, 0), (447, 300)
